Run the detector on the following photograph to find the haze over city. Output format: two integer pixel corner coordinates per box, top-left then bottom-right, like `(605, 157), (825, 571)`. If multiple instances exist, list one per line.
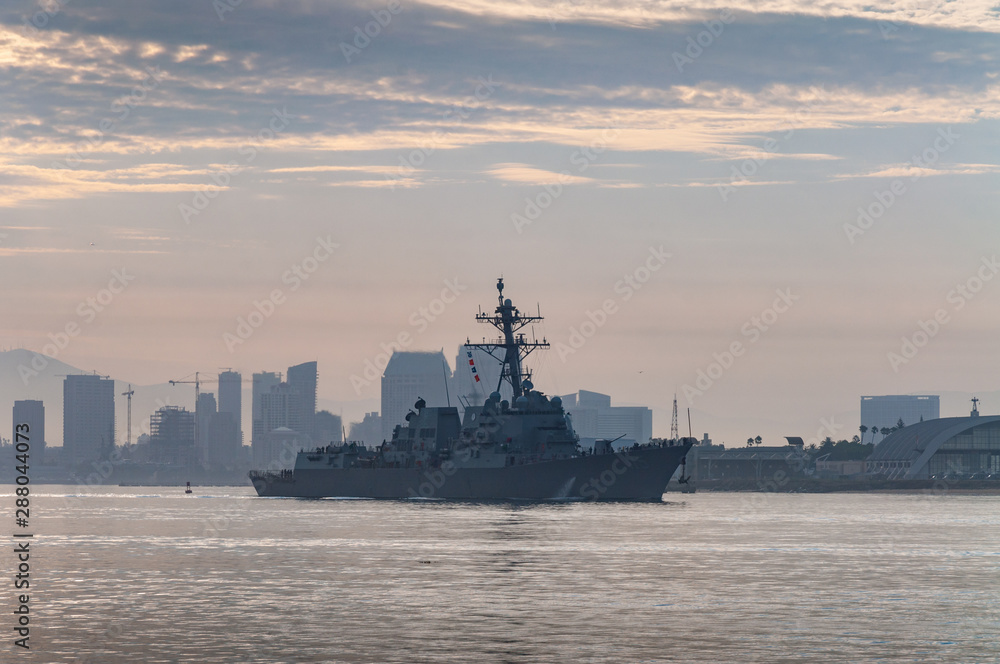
(3, 1), (1000, 448)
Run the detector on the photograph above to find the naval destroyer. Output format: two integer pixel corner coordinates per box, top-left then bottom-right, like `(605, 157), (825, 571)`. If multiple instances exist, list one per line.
(250, 279), (692, 500)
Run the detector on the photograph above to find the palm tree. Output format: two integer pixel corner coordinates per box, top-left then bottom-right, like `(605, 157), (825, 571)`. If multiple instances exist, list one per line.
(860, 425), (868, 442)
(880, 427), (891, 440)
(747, 437), (754, 447)
(754, 435), (762, 447)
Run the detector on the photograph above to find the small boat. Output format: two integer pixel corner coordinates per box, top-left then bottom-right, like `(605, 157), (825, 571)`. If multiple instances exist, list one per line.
(185, 481), (193, 494)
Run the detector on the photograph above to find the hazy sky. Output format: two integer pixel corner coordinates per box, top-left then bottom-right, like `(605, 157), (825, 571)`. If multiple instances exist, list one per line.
(3, 0), (999, 446)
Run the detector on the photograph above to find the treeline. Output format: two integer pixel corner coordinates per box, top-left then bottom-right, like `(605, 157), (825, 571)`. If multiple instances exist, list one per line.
(812, 437), (872, 461)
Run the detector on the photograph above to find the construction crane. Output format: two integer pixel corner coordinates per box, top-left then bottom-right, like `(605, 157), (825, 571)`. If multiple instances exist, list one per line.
(169, 371), (205, 404)
(121, 383), (135, 446)
(169, 372), (212, 461)
(168, 371), (250, 460)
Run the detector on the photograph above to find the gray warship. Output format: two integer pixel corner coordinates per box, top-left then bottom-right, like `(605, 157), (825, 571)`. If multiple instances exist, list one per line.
(250, 278), (693, 501)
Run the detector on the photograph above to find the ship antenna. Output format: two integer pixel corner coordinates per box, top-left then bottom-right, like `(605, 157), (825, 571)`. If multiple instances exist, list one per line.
(465, 277), (550, 399)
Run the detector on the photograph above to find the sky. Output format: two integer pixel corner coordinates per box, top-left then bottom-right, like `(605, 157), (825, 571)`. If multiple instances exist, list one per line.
(2, 0), (1000, 447)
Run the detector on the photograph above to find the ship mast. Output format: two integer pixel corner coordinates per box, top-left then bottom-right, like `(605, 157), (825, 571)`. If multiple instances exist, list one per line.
(465, 278), (549, 399)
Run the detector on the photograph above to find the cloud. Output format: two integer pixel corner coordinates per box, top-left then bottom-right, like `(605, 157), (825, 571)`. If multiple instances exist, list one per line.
(486, 163), (595, 185)
(413, 0), (1000, 33)
(835, 163), (1000, 180)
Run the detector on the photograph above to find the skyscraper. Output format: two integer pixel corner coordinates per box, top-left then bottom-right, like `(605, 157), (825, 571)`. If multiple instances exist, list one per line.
(196, 392), (217, 466)
(860, 395), (940, 444)
(560, 390), (653, 447)
(252, 363), (318, 464)
(315, 410), (343, 445)
(149, 406), (195, 466)
(218, 369), (242, 447)
(251, 371), (281, 450)
(12, 400), (45, 464)
(63, 374), (115, 466)
(380, 351), (451, 440)
(287, 361), (317, 441)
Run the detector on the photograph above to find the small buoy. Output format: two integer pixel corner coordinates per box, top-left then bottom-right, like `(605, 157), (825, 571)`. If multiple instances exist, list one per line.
(185, 481), (192, 494)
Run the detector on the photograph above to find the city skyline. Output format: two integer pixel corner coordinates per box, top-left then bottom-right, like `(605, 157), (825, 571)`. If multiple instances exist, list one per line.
(3, 2), (999, 450)
(5, 346), (1000, 454)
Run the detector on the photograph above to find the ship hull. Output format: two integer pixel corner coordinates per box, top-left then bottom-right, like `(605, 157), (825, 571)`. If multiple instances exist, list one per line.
(250, 443), (691, 501)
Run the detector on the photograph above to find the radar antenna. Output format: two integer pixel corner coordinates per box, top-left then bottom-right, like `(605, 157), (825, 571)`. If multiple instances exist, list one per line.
(464, 277), (549, 398)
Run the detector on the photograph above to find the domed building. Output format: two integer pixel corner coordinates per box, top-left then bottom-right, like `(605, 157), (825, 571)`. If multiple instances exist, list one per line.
(867, 401), (1000, 479)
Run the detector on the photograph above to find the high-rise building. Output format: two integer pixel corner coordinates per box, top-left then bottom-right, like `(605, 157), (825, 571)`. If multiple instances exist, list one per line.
(287, 361), (317, 440)
(252, 363), (318, 464)
(12, 400), (45, 464)
(63, 374), (115, 466)
(196, 391), (217, 465)
(149, 406), (195, 466)
(315, 410), (343, 445)
(381, 351), (452, 440)
(260, 383), (301, 435)
(218, 370), (242, 446)
(251, 371), (281, 449)
(860, 395), (940, 444)
(348, 412), (382, 446)
(560, 390), (652, 448)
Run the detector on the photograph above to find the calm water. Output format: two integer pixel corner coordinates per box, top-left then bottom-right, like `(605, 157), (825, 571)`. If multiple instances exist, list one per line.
(4, 487), (999, 663)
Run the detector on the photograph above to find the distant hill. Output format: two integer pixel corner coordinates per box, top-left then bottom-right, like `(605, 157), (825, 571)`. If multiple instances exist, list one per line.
(0, 349), (197, 447)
